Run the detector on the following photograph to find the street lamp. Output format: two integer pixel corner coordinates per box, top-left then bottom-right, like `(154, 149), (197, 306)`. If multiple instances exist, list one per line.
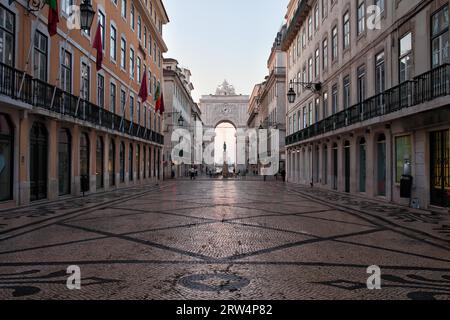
(287, 80), (322, 104)
(287, 88), (296, 104)
(80, 0), (96, 31)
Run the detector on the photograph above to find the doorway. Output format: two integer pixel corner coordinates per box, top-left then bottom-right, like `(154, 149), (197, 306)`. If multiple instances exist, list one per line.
(30, 122), (48, 201)
(430, 130), (450, 207)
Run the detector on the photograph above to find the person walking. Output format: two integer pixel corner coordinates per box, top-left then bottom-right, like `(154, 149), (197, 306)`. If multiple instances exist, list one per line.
(189, 167), (196, 180)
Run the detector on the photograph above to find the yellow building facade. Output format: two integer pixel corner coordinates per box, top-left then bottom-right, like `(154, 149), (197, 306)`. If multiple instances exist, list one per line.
(0, 0), (169, 209)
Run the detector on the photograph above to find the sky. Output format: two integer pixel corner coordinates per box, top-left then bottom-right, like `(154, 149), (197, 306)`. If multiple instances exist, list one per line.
(164, 0), (290, 102)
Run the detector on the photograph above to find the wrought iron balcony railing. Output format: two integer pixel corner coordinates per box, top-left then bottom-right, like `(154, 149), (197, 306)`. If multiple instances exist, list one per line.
(286, 64), (450, 146)
(0, 62), (164, 145)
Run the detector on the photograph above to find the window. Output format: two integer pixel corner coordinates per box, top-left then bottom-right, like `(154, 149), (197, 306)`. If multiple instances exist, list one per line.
(308, 102), (313, 125)
(395, 135), (412, 183)
(144, 27), (147, 48)
(293, 114), (296, 133)
(61, 49), (72, 93)
(308, 16), (313, 39)
(322, 0), (327, 19)
(375, 52), (385, 107)
(308, 57), (313, 82)
(315, 48), (320, 77)
(137, 56), (141, 81)
(332, 26), (338, 61)
(129, 47), (135, 78)
(120, 37), (126, 69)
(332, 84), (338, 114)
(62, 0), (74, 15)
(97, 74), (104, 108)
(343, 76), (350, 109)
(98, 11), (105, 50)
(110, 25), (117, 61)
(130, 4), (135, 30)
(315, 97), (320, 122)
(343, 12), (350, 50)
(129, 95), (134, 122)
(149, 34), (152, 56)
(399, 32), (413, 82)
(121, 0), (127, 18)
(0, 5), (14, 66)
(303, 107), (308, 128)
(110, 83), (116, 114)
(374, 0), (385, 14)
(137, 16), (142, 40)
(357, 65), (366, 103)
(323, 92), (328, 118)
(33, 31), (48, 81)
(137, 102), (141, 125)
(431, 6), (449, 68)
(81, 62), (90, 100)
(323, 38), (328, 70)
(314, 4), (319, 30)
(120, 89), (126, 116)
(357, 1), (365, 35)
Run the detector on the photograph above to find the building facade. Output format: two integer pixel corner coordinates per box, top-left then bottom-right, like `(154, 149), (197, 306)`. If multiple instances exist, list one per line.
(249, 28), (288, 176)
(0, 0), (169, 209)
(283, 0), (450, 209)
(162, 58), (201, 179)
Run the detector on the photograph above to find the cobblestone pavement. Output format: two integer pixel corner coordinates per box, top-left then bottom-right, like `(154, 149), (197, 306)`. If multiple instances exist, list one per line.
(0, 180), (449, 300)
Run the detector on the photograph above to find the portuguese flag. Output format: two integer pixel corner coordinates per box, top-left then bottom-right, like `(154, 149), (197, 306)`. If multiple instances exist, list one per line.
(46, 0), (59, 37)
(154, 83), (164, 114)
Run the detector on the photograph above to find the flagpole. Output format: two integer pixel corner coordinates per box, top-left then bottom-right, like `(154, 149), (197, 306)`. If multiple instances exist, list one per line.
(51, 3), (75, 111)
(120, 75), (134, 132)
(18, 11), (40, 97)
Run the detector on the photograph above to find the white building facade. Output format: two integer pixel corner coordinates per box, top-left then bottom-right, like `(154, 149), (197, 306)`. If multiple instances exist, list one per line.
(284, 0), (450, 210)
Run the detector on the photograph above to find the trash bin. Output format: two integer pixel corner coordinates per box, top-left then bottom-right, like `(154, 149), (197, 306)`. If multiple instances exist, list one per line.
(400, 175), (413, 199)
(80, 175), (89, 196)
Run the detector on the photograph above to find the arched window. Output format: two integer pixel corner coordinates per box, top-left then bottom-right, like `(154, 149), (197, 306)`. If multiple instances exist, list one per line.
(80, 133), (90, 192)
(129, 144), (134, 181)
(30, 122), (48, 201)
(58, 128), (71, 196)
(0, 114), (13, 201)
(377, 134), (387, 196)
(359, 138), (367, 193)
(96, 136), (104, 189)
(120, 142), (125, 183)
(109, 139), (115, 187)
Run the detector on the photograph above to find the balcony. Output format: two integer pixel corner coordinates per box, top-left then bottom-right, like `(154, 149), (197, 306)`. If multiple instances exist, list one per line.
(286, 64), (450, 146)
(0, 62), (164, 146)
